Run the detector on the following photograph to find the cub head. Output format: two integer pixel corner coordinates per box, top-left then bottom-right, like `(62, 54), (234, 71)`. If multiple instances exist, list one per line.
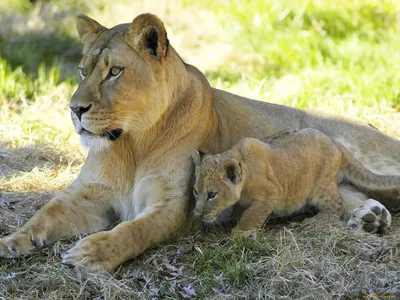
(191, 150), (244, 222)
(70, 13), (173, 150)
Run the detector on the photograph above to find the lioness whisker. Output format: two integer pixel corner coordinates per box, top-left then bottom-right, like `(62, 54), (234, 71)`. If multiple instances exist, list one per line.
(114, 121), (143, 131)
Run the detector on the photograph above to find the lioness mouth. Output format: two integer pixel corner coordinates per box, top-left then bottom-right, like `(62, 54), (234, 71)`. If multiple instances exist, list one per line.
(81, 128), (123, 141)
(105, 129), (123, 141)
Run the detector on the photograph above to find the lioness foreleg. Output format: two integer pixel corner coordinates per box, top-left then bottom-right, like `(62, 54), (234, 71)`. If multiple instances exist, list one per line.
(61, 171), (188, 272)
(61, 198), (186, 272)
(0, 182), (115, 257)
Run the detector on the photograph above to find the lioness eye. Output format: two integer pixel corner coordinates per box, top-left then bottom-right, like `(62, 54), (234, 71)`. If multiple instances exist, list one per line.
(110, 66), (122, 77)
(193, 189), (198, 198)
(78, 67), (86, 80)
(208, 192), (217, 200)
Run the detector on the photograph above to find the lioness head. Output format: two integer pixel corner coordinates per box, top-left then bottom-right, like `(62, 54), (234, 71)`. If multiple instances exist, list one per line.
(70, 13), (179, 150)
(191, 150), (244, 222)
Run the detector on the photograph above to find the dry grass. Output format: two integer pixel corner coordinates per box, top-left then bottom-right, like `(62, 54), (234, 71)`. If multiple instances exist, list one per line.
(2, 0), (400, 299)
(1, 195), (399, 299)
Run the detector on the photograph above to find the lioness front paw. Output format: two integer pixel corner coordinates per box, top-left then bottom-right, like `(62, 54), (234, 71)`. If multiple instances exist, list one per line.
(0, 238), (13, 257)
(62, 231), (117, 272)
(347, 199), (391, 234)
(0, 227), (47, 257)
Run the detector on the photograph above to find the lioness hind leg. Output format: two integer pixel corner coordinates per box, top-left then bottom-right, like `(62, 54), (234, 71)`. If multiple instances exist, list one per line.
(340, 185), (392, 234)
(347, 199), (392, 234)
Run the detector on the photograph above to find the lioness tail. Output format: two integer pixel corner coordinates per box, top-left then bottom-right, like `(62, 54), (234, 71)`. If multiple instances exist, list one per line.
(341, 144), (400, 190)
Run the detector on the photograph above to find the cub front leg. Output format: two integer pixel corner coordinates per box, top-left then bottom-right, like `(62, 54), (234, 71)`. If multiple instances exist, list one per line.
(0, 182), (115, 257)
(235, 193), (277, 232)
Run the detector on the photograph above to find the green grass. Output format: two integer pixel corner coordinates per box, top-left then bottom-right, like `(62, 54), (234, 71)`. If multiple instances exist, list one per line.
(1, 0), (400, 299)
(200, 0), (400, 116)
(0, 58), (61, 104)
(0, 57), (78, 152)
(2, 0), (400, 132)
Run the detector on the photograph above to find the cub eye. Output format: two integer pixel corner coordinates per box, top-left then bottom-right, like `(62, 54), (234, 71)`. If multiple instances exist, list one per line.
(193, 189), (198, 198)
(109, 66), (123, 78)
(78, 67), (86, 80)
(207, 192), (217, 200)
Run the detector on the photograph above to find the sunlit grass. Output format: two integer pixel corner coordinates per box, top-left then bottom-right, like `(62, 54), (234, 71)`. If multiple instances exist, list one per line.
(0, 58), (78, 147)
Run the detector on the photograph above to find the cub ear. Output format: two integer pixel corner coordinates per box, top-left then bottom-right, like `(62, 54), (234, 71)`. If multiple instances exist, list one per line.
(124, 13), (169, 60)
(222, 160), (242, 184)
(76, 14), (107, 42)
(191, 150), (206, 166)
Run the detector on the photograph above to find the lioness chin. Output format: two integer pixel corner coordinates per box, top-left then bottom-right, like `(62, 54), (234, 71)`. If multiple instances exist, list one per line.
(0, 13), (400, 272)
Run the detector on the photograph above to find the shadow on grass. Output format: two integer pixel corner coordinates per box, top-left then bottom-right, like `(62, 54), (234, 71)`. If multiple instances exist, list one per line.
(0, 140), (83, 180)
(0, 143), (52, 179)
(0, 191), (53, 236)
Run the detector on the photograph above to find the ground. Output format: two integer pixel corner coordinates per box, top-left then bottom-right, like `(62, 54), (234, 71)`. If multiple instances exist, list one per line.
(1, 0), (400, 299)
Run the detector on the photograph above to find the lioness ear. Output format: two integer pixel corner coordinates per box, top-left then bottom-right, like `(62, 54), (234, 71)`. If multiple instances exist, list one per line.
(222, 160), (242, 184)
(76, 15), (107, 55)
(192, 150), (206, 166)
(124, 13), (169, 60)
(76, 14), (107, 42)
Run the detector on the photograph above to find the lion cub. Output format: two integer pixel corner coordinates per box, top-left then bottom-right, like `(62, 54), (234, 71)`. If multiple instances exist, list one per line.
(192, 128), (400, 231)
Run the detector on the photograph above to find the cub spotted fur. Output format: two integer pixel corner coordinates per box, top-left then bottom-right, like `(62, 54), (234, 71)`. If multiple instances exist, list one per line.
(192, 128), (398, 232)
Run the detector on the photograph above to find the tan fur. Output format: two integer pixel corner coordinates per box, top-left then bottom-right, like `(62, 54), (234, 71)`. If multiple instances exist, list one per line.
(1, 14), (400, 271)
(192, 129), (400, 231)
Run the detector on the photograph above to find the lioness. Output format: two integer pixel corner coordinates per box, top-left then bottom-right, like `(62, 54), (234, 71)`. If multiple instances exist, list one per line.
(1, 13), (400, 272)
(192, 128), (397, 233)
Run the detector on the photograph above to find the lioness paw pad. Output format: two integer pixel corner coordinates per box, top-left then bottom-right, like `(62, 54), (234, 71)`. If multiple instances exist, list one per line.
(347, 199), (391, 234)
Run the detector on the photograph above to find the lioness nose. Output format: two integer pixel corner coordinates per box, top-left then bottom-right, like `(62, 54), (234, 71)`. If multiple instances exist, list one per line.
(70, 104), (92, 120)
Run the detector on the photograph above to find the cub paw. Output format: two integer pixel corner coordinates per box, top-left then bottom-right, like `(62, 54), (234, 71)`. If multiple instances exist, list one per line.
(232, 227), (259, 240)
(347, 199), (391, 234)
(62, 231), (116, 272)
(301, 212), (335, 227)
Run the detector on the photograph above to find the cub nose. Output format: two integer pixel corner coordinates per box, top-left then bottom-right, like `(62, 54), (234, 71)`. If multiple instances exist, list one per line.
(194, 210), (204, 218)
(70, 104), (92, 120)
